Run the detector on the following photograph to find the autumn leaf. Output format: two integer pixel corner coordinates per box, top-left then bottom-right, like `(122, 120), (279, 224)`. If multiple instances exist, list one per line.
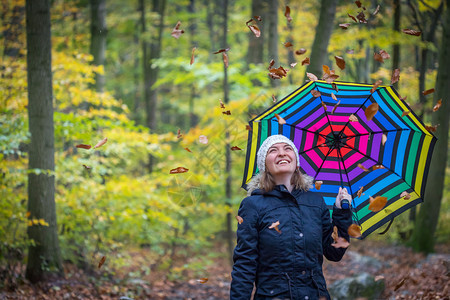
(339, 23), (351, 29)
(93, 137), (107, 149)
(379, 49), (390, 60)
(332, 237), (350, 249)
(331, 92), (338, 101)
(348, 224), (362, 238)
(190, 47), (196, 65)
(290, 62), (297, 68)
(323, 64), (331, 75)
(425, 124), (438, 132)
(373, 52), (383, 63)
(372, 165), (385, 170)
(374, 275), (385, 282)
(284, 6), (292, 22)
(199, 135), (208, 144)
(222, 52), (229, 68)
(269, 66), (288, 78)
(332, 226), (339, 242)
(197, 278), (209, 284)
(177, 129), (183, 138)
(253, 15), (262, 21)
(184, 147), (192, 153)
(368, 196), (388, 212)
(76, 144), (91, 150)
(231, 146), (242, 151)
(26, 211), (31, 218)
(332, 100), (340, 114)
(348, 13), (357, 22)
(268, 59), (275, 69)
(356, 11), (367, 23)
(365, 103), (379, 121)
(373, 4), (380, 15)
(315, 181), (323, 190)
(219, 99), (225, 109)
(283, 42), (293, 48)
(248, 24), (261, 38)
(402, 29), (421, 36)
(269, 220), (282, 234)
(355, 0), (362, 8)
(357, 186), (364, 198)
(213, 47), (230, 54)
(394, 277), (408, 291)
(346, 49), (354, 54)
(170, 167), (189, 174)
(323, 74), (339, 84)
(358, 163), (369, 172)
(306, 72), (317, 82)
(349, 114), (358, 122)
(311, 90), (321, 97)
(391, 68), (400, 84)
(301, 57), (310, 66)
(370, 80), (382, 94)
(422, 88), (435, 95)
(332, 83), (339, 92)
(98, 256), (106, 268)
(400, 191), (411, 200)
(335, 56), (345, 70)
(433, 99), (442, 112)
(235, 215), (243, 224)
(295, 48), (307, 55)
(82, 164), (92, 170)
(382, 134), (387, 146)
(171, 21), (184, 39)
(272, 94), (277, 102)
(321, 101), (327, 111)
(401, 110), (410, 117)
(246, 125), (252, 131)
(222, 110), (231, 115)
(274, 113), (286, 125)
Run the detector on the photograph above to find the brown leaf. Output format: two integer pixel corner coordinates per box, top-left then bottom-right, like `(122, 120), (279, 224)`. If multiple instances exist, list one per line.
(315, 181), (323, 190)
(349, 114), (358, 122)
(348, 13), (357, 22)
(253, 15), (262, 21)
(170, 167), (189, 174)
(213, 47), (230, 54)
(199, 135), (208, 144)
(357, 186), (364, 198)
(197, 278), (209, 284)
(306, 72), (318, 81)
(365, 103), (379, 121)
(301, 57), (310, 66)
(355, 0), (362, 8)
(332, 100), (341, 114)
(348, 224), (362, 238)
(356, 11), (367, 23)
(222, 110), (231, 115)
(372, 165), (385, 170)
(190, 47), (196, 65)
(425, 124), (438, 132)
(332, 237), (350, 249)
(268, 59), (275, 69)
(246, 125), (252, 131)
(370, 80), (382, 94)
(433, 99), (442, 112)
(177, 129), (183, 139)
(98, 256), (106, 268)
(274, 113), (286, 125)
(401, 110), (410, 117)
(394, 277), (408, 291)
(402, 29), (421, 36)
(358, 163), (369, 172)
(235, 215), (243, 224)
(311, 90), (321, 97)
(331, 92), (338, 101)
(284, 6), (292, 22)
(93, 137), (107, 149)
(335, 56), (346, 70)
(283, 42), (293, 48)
(248, 24), (261, 38)
(231, 146), (242, 151)
(290, 62), (297, 68)
(332, 83), (339, 92)
(272, 94), (277, 102)
(422, 88), (435, 95)
(82, 164), (92, 170)
(184, 147), (192, 153)
(171, 21), (185, 39)
(76, 144), (91, 150)
(391, 68), (400, 85)
(400, 191), (411, 200)
(245, 18), (254, 26)
(379, 50), (390, 60)
(219, 99), (225, 109)
(373, 4), (380, 15)
(269, 220), (282, 234)
(339, 23), (351, 30)
(295, 48), (307, 55)
(332, 226), (339, 243)
(368, 196), (388, 212)
(321, 101), (327, 111)
(269, 66), (288, 78)
(373, 52), (384, 63)
(222, 52), (229, 68)
(323, 64), (331, 75)
(382, 134), (387, 146)
(323, 74), (339, 84)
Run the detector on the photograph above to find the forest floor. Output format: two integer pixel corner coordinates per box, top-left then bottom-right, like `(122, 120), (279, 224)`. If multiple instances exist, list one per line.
(0, 240), (449, 300)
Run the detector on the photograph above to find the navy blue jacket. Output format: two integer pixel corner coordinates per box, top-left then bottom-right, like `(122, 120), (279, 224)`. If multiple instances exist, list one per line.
(230, 184), (352, 300)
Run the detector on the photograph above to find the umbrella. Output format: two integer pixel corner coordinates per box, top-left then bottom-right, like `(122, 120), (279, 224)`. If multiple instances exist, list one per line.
(242, 80), (437, 238)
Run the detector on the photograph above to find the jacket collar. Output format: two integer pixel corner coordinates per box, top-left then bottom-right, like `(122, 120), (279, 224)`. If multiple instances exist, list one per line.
(246, 172), (314, 197)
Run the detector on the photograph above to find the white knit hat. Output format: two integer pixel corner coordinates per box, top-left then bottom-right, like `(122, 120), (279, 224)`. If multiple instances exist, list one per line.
(257, 135), (300, 173)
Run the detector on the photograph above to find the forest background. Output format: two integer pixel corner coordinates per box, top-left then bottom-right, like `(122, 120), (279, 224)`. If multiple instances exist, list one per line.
(1, 0), (449, 298)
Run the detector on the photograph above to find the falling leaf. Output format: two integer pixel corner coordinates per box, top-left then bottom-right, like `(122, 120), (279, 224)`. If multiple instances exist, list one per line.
(433, 99), (442, 112)
(82, 164), (92, 170)
(332, 83), (339, 92)
(272, 94), (277, 102)
(253, 15), (262, 21)
(368, 196), (388, 212)
(401, 110), (410, 117)
(246, 125), (252, 131)
(295, 48), (307, 55)
(422, 88), (435, 95)
(274, 113), (286, 125)
(197, 278), (209, 284)
(370, 80), (382, 94)
(358, 163), (369, 172)
(425, 124), (438, 132)
(321, 101), (327, 111)
(365, 103), (379, 121)
(213, 47), (230, 54)
(199, 135), (208, 144)
(268, 59), (275, 69)
(248, 24), (261, 38)
(93, 137), (107, 149)
(26, 211), (31, 218)
(357, 186), (364, 198)
(323, 74), (339, 84)
(222, 110), (231, 115)
(315, 181), (323, 190)
(323, 64), (331, 75)
(301, 57), (310, 66)
(356, 11), (367, 23)
(306, 72), (318, 82)
(284, 42), (293, 48)
(177, 129), (183, 138)
(32, 218), (39, 225)
(349, 114), (358, 122)
(190, 47), (196, 65)
(231, 146), (242, 151)
(245, 18), (253, 26)
(222, 52), (229, 68)
(290, 62), (297, 68)
(382, 134), (387, 145)
(235, 215), (244, 224)
(311, 90), (321, 97)
(335, 56), (345, 70)
(332, 237), (350, 248)
(284, 6), (292, 22)
(98, 256), (106, 268)
(348, 224), (362, 238)
(184, 147), (192, 153)
(76, 144), (91, 150)
(235, 215), (243, 224)
(269, 66), (288, 79)
(391, 68), (400, 84)
(219, 99), (225, 109)
(400, 191), (411, 200)
(355, 0), (362, 8)
(373, 52), (383, 63)
(38, 219), (49, 226)
(373, 5), (380, 15)
(332, 100), (341, 114)
(269, 220), (282, 234)
(379, 50), (390, 60)
(171, 21), (184, 39)
(348, 13), (357, 22)
(331, 93), (338, 101)
(170, 167), (189, 174)
(372, 165), (385, 170)
(339, 23), (351, 29)
(402, 29), (421, 36)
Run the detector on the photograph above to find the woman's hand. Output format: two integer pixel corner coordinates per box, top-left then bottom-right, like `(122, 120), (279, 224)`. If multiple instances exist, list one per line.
(335, 187), (352, 209)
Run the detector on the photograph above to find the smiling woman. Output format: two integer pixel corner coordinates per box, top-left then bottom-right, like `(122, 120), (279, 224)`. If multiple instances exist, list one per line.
(230, 135), (353, 300)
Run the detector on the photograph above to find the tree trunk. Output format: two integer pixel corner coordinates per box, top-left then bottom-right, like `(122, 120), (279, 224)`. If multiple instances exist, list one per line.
(392, 0), (400, 89)
(410, 0), (450, 253)
(306, 0), (338, 77)
(189, 0), (199, 128)
(25, 0), (63, 283)
(2, 2), (25, 58)
(266, 0), (279, 87)
(89, 0), (106, 93)
(246, 0), (266, 66)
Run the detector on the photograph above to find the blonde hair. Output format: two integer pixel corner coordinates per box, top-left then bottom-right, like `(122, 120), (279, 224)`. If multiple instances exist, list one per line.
(260, 168), (309, 192)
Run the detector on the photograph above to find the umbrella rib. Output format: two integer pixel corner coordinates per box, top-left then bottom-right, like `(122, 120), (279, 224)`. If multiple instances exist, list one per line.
(271, 119), (330, 139)
(343, 128), (411, 139)
(337, 93), (373, 136)
(313, 146), (335, 180)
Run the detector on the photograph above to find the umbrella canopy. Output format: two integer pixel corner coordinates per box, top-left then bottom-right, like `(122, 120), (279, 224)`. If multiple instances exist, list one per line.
(242, 80), (437, 238)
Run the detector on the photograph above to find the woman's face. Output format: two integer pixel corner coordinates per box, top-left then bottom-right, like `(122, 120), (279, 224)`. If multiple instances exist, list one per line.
(265, 142), (297, 178)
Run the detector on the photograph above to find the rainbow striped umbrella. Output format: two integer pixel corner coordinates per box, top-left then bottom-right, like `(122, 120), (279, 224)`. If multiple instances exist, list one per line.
(242, 80), (436, 238)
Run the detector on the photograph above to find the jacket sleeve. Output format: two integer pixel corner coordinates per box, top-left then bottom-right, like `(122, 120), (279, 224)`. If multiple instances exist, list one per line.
(321, 200), (353, 262)
(230, 197), (259, 300)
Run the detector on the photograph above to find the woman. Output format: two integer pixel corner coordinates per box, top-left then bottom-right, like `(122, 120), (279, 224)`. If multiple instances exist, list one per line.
(231, 135), (353, 300)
